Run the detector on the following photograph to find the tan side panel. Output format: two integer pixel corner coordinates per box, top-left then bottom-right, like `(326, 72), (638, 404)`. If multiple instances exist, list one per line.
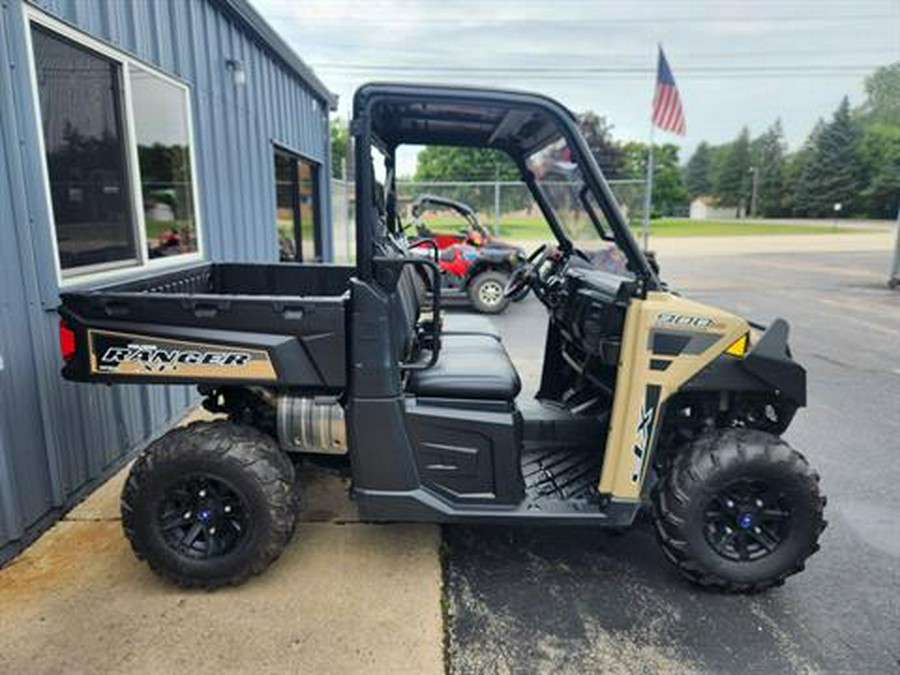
(599, 291), (749, 501)
(88, 329), (277, 381)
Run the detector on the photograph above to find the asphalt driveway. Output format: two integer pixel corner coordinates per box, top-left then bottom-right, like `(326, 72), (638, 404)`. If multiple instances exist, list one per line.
(444, 247), (900, 674)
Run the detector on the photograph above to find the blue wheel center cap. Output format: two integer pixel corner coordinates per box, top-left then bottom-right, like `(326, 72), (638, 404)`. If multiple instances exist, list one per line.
(738, 513), (753, 529)
(198, 509), (212, 522)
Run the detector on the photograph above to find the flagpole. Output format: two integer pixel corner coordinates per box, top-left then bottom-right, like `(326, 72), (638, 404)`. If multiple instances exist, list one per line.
(642, 101), (655, 252)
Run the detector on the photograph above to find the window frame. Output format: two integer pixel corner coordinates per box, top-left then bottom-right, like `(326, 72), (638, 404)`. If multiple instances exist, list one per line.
(23, 6), (204, 287)
(272, 143), (323, 263)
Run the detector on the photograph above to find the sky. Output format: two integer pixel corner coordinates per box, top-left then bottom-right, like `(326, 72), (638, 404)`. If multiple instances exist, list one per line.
(253, 0), (900, 174)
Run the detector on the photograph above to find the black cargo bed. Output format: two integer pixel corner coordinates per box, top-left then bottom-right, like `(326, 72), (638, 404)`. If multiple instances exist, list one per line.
(59, 263), (353, 390)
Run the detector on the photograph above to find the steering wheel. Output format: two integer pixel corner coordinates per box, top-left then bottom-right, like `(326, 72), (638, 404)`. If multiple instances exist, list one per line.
(503, 244), (550, 298)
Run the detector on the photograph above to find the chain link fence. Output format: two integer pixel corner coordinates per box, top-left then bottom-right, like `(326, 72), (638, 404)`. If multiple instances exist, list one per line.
(331, 178), (646, 263)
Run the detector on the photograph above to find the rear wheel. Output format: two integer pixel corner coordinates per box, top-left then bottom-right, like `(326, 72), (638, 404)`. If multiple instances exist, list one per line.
(653, 428), (826, 593)
(121, 420), (298, 589)
(468, 270), (511, 314)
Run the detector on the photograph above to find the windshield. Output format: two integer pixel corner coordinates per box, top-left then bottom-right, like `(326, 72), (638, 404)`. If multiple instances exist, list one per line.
(526, 136), (630, 274)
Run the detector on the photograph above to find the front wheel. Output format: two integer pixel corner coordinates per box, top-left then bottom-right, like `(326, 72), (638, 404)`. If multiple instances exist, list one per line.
(468, 270), (511, 314)
(510, 284), (531, 302)
(653, 429), (826, 593)
(121, 421), (299, 589)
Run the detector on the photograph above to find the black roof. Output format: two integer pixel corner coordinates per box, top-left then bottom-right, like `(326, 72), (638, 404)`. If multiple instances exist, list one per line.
(354, 82), (577, 154)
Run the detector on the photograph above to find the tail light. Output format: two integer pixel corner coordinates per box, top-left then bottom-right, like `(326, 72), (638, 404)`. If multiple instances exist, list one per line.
(59, 319), (77, 362)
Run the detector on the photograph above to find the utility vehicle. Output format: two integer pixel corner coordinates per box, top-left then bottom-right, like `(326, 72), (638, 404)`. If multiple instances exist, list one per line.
(407, 193), (528, 313)
(58, 83), (825, 592)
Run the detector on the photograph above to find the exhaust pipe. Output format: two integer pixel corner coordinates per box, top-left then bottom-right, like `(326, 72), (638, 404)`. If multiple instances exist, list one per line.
(277, 395), (347, 455)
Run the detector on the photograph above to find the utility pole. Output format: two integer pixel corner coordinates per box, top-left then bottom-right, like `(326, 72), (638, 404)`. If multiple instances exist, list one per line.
(890, 206), (900, 289)
(642, 126), (655, 250)
(748, 166), (759, 219)
(494, 163), (501, 237)
(342, 157), (351, 263)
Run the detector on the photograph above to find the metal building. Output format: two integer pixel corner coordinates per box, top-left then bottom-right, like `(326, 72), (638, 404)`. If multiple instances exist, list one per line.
(0, 0), (336, 563)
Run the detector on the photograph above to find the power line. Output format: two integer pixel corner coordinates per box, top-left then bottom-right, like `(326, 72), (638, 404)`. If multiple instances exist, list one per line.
(263, 12), (897, 25)
(267, 0), (894, 6)
(320, 46), (896, 59)
(318, 72), (877, 83)
(313, 64), (887, 74)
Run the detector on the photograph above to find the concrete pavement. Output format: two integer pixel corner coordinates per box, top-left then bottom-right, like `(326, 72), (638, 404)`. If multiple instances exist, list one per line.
(0, 416), (443, 675)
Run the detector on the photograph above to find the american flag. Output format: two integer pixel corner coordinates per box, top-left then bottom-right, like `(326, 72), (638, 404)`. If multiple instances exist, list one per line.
(652, 48), (686, 136)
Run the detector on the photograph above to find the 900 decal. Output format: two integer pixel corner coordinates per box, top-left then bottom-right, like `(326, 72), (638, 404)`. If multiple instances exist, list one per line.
(88, 330), (276, 381)
(656, 313), (716, 329)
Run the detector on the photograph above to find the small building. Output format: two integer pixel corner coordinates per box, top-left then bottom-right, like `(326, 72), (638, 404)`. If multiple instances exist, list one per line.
(0, 0), (336, 563)
(690, 196), (744, 220)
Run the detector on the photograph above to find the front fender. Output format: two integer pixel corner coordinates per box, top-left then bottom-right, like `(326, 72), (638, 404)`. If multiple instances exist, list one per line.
(683, 319), (806, 408)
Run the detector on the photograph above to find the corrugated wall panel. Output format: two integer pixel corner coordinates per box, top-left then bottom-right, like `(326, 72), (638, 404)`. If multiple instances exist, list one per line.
(1, 0), (333, 562)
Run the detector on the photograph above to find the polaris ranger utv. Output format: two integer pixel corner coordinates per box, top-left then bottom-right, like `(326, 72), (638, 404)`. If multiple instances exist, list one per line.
(58, 83), (825, 592)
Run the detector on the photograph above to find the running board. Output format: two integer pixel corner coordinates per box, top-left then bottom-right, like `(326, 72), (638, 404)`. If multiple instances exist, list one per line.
(353, 486), (641, 526)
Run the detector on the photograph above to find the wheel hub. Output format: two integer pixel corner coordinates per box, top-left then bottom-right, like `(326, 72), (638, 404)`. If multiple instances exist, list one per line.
(703, 479), (792, 562)
(479, 281), (503, 306)
(158, 475), (248, 559)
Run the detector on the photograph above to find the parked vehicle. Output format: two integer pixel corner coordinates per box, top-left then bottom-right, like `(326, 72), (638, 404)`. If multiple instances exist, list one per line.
(58, 83), (825, 592)
(408, 194), (528, 313)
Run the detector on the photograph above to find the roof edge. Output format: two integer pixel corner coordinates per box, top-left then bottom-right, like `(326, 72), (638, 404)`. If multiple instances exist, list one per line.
(221, 0), (338, 110)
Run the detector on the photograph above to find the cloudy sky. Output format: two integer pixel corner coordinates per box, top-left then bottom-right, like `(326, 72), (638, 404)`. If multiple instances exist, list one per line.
(254, 0), (899, 171)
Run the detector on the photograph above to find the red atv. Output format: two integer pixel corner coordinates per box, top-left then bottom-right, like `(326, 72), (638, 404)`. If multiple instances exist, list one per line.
(407, 194), (528, 313)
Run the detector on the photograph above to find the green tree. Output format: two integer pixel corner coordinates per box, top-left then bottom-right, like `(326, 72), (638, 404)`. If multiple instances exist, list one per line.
(683, 141), (713, 198)
(414, 146), (523, 215)
(802, 97), (864, 216)
(858, 62), (900, 126)
(715, 127), (752, 213)
(577, 111), (623, 178)
(620, 142), (689, 216)
(859, 123), (900, 218)
(415, 146), (518, 182)
(330, 118), (349, 178)
(784, 120), (825, 217)
(750, 120), (787, 217)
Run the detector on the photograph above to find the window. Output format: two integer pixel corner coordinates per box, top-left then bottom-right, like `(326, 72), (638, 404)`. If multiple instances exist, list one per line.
(527, 136), (630, 275)
(273, 149), (321, 262)
(29, 17), (201, 281)
(130, 66), (198, 260)
(31, 26), (136, 271)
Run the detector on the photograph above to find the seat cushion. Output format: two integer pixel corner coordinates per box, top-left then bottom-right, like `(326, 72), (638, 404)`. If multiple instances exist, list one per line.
(407, 334), (521, 400)
(441, 313), (501, 340)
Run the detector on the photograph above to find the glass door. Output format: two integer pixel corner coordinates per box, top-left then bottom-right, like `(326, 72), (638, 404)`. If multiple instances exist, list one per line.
(273, 149), (321, 262)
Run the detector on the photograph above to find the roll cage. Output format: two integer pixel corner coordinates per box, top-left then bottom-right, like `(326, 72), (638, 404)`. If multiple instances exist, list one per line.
(409, 194), (484, 235)
(351, 82), (661, 290)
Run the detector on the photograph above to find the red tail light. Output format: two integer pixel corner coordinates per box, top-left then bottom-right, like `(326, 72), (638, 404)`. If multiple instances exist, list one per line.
(60, 320), (77, 361)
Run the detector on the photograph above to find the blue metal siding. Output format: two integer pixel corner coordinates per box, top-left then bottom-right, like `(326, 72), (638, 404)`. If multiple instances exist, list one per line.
(0, 0), (333, 563)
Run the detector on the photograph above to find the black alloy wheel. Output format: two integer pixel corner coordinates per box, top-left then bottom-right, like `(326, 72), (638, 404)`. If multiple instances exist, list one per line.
(703, 479), (792, 562)
(158, 474), (250, 560)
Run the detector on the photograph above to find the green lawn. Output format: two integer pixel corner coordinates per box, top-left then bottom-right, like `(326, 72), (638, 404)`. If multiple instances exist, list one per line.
(417, 215), (862, 241)
(639, 218), (861, 237)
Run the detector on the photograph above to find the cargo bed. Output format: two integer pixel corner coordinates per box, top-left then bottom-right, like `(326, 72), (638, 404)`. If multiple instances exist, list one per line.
(59, 263), (353, 390)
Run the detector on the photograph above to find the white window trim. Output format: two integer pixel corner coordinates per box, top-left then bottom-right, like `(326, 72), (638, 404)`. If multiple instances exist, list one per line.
(23, 6), (205, 288)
